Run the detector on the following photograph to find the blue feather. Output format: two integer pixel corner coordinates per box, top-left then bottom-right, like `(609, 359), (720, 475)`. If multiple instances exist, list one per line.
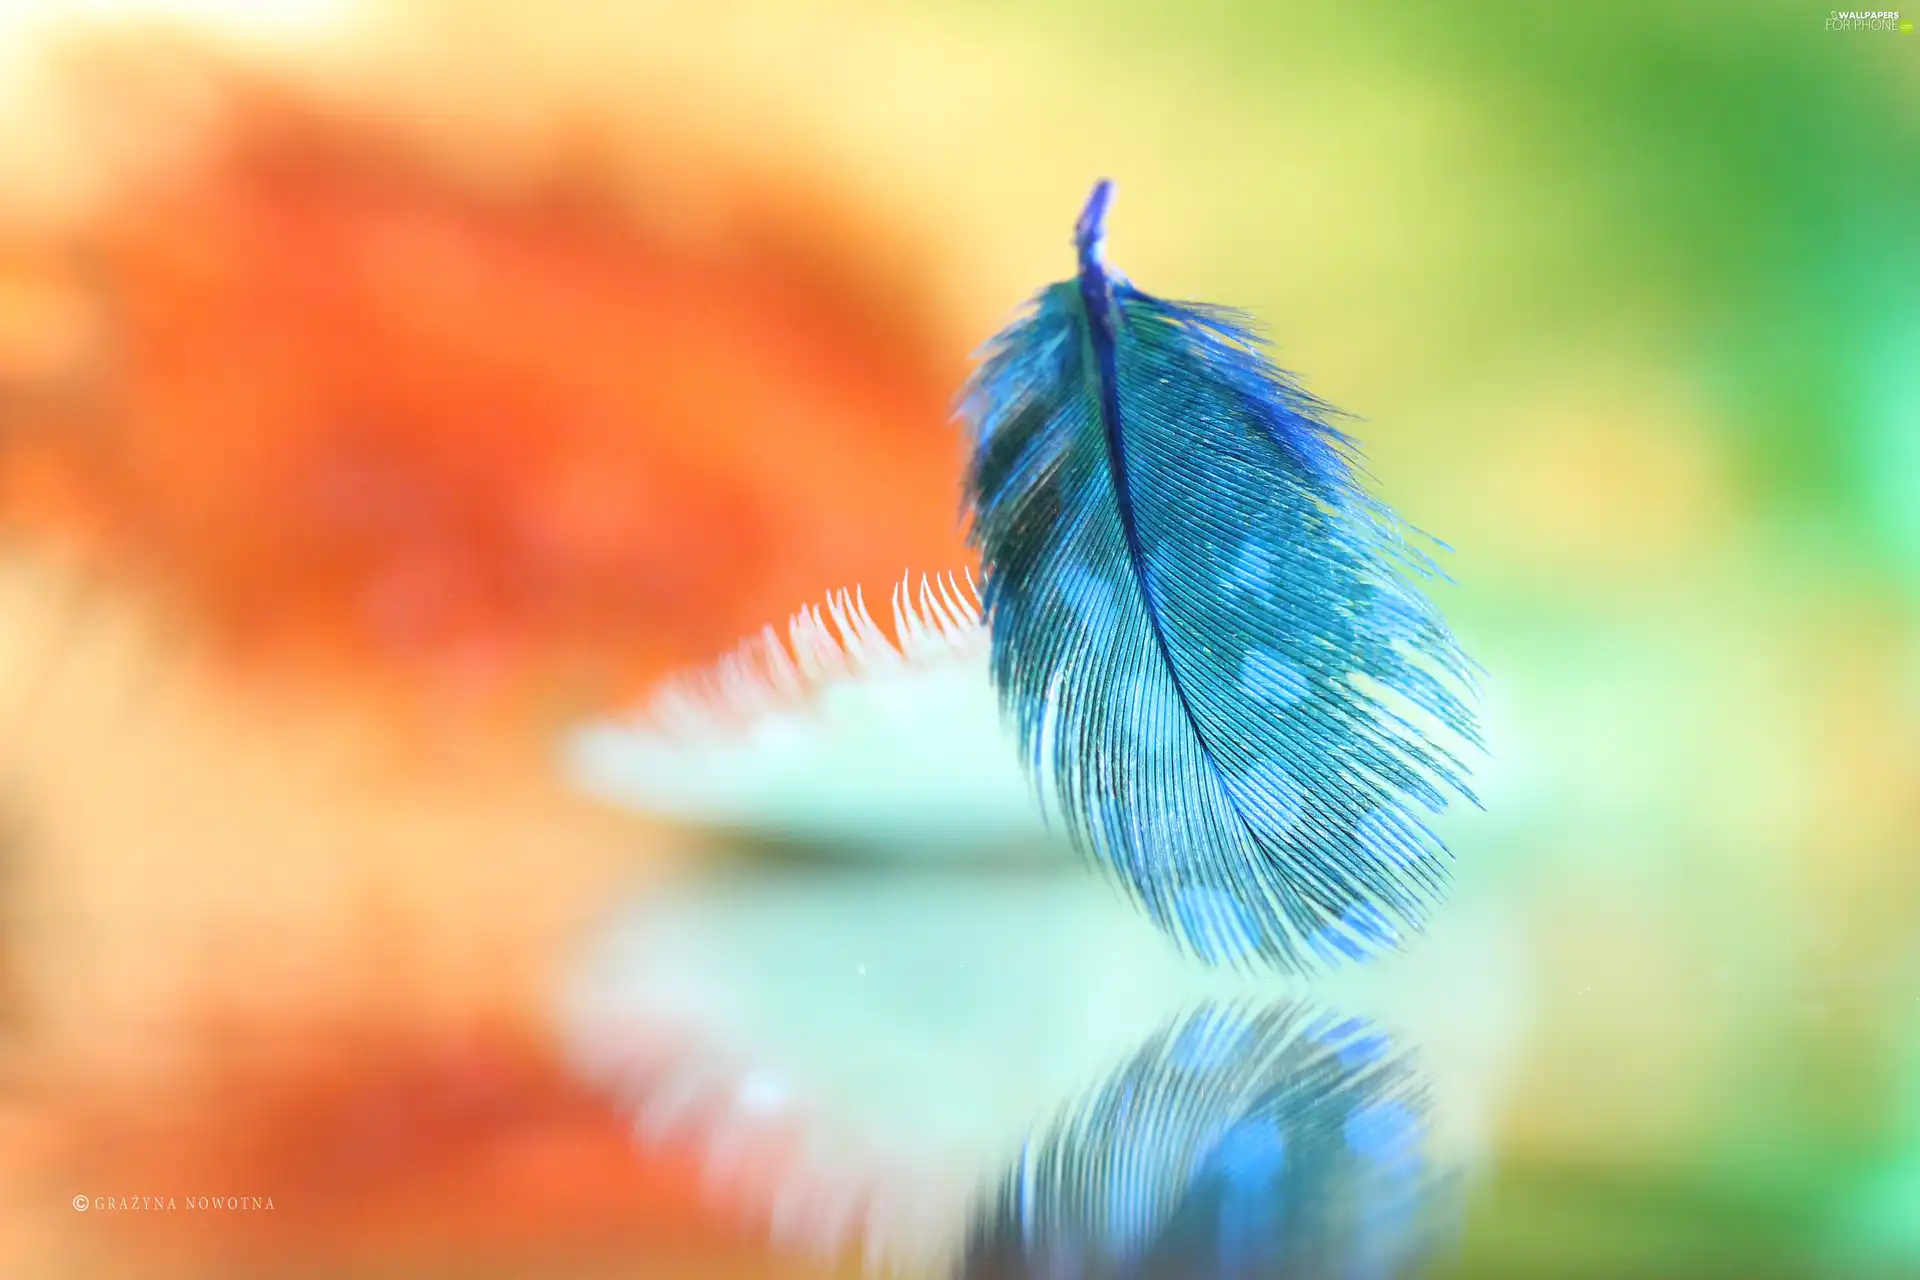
(960, 180), (1482, 972)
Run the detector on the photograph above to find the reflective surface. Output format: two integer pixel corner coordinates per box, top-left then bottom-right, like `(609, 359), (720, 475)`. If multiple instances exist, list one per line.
(553, 854), (1918, 1277)
(560, 863), (1510, 1276)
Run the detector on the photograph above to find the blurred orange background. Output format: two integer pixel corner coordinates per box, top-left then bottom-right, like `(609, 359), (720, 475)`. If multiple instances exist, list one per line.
(0, 6), (976, 1276)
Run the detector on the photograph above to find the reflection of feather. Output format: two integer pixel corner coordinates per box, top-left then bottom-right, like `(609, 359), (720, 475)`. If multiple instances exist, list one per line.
(560, 866), (1230, 1273)
(961, 1001), (1454, 1280)
(564, 574), (1058, 857)
(559, 868), (1511, 1275)
(961, 180), (1481, 971)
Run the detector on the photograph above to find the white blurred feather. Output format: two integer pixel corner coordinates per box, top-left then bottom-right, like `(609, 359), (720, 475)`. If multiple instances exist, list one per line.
(563, 572), (1063, 856)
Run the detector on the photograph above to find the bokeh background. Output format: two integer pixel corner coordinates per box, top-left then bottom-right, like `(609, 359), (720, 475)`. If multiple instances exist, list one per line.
(0, 1), (1914, 1276)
